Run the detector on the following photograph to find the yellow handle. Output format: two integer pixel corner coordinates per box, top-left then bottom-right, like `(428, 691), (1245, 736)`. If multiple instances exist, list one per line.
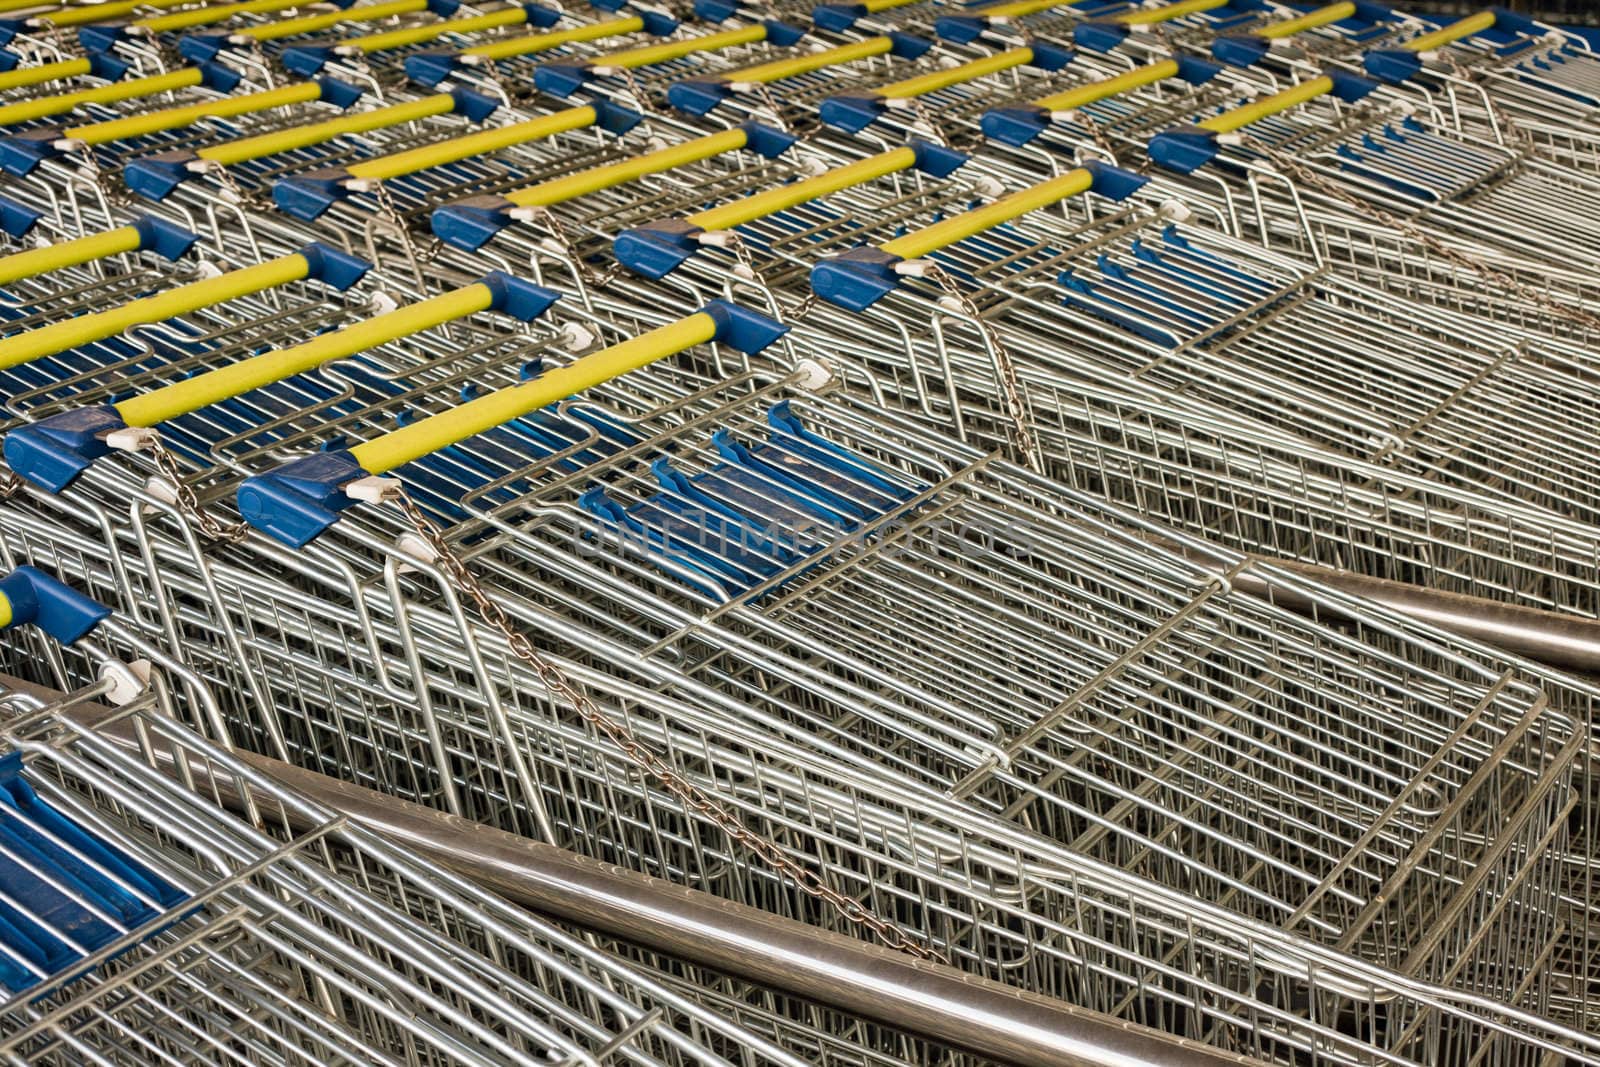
(463, 15), (644, 60)
(27, 0), (199, 29)
(1259, 2), (1356, 39)
(67, 81), (324, 147)
(880, 167), (1093, 259)
(968, 0), (1065, 21)
(234, 0), (429, 42)
(344, 5), (531, 54)
(1033, 59), (1179, 112)
(0, 590), (11, 629)
(722, 36), (892, 84)
(346, 104), (598, 181)
(872, 47), (1032, 100)
(689, 146), (915, 231)
(507, 127), (750, 208)
(0, 226), (142, 288)
(136, 0), (308, 33)
(351, 312), (717, 473)
(1114, 0), (1226, 26)
(0, 67), (202, 129)
(0, 253), (310, 372)
(1197, 75), (1333, 132)
(596, 24), (768, 70)
(197, 93), (456, 167)
(863, 0), (924, 12)
(117, 283), (494, 427)
(1403, 10), (1496, 52)
(0, 57), (89, 93)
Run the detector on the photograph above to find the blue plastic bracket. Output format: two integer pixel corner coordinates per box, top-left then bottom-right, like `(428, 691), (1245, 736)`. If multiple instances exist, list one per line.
(431, 195), (517, 251)
(405, 51), (459, 86)
(591, 96), (643, 134)
(177, 34), (232, 62)
(77, 24), (125, 52)
(281, 45), (336, 75)
(300, 242), (372, 291)
(981, 105), (1051, 146)
(1175, 55), (1224, 83)
(0, 48), (15, 72)
(1212, 34), (1269, 66)
(272, 168), (354, 221)
(87, 52), (132, 81)
(0, 195), (39, 239)
(1328, 68), (1379, 101)
(910, 139), (968, 176)
(703, 299), (788, 354)
(122, 150), (198, 201)
(1027, 41), (1073, 70)
(761, 19), (806, 46)
(613, 218), (704, 278)
(667, 77), (730, 115)
(811, 2), (866, 31)
(450, 86), (499, 121)
(0, 567), (110, 645)
(810, 246), (903, 311)
(640, 10), (678, 34)
(534, 62), (591, 97)
(692, 0), (738, 19)
(196, 60), (243, 92)
(933, 14), (988, 44)
(236, 449), (366, 548)
(131, 216), (199, 261)
(818, 93), (884, 133)
(317, 76), (366, 108)
(1147, 127), (1220, 173)
(1072, 21), (1129, 53)
(0, 129), (62, 178)
(3, 407), (128, 494)
(480, 271), (561, 320)
(888, 31), (931, 58)
(740, 122), (797, 158)
(523, 3), (562, 27)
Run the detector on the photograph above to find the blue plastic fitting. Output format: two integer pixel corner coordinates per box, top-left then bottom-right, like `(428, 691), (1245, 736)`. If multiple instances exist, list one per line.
(236, 448), (366, 548)
(0, 567), (110, 644)
(702, 298), (788, 354)
(431, 195), (518, 251)
(3, 408), (128, 493)
(405, 51), (459, 86)
(0, 195), (39, 239)
(1072, 20), (1128, 52)
(300, 242), (372, 291)
(132, 216), (200, 261)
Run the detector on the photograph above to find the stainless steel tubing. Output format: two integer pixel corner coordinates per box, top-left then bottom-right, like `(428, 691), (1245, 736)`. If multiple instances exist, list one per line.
(25, 675), (1261, 1067)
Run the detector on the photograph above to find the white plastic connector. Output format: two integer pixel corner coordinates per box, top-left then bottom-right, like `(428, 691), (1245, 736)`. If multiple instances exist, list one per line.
(558, 321), (598, 351)
(936, 295), (963, 312)
(590, 64), (621, 76)
(973, 176), (1005, 198)
(51, 137), (86, 153)
(694, 229), (739, 248)
(345, 176), (381, 193)
(145, 476), (179, 505)
(99, 658), (152, 707)
(396, 532), (438, 567)
(727, 80), (758, 92)
(792, 357), (835, 392)
(335, 44), (361, 56)
(797, 155), (829, 177)
(105, 427), (159, 452)
(536, 236), (567, 256)
(345, 475), (402, 504)
(731, 263), (755, 280)
(460, 53), (488, 66)
(1216, 131), (1245, 147)
(368, 290), (400, 315)
(193, 260), (225, 280)
(1158, 198), (1193, 223)
(893, 258), (937, 278)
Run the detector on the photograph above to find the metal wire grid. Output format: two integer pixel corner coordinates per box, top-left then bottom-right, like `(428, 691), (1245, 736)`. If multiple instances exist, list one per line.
(0, 325), (1586, 1026)
(0, 496), (1591, 1065)
(0, 675), (822, 1067)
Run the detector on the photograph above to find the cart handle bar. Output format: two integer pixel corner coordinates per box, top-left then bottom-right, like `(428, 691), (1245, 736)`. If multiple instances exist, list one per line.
(819, 42), (1070, 132)
(1146, 70), (1377, 172)
(0, 217), (196, 288)
(1363, 8), (1541, 83)
(614, 140), (967, 279)
(432, 123), (796, 252)
(3, 275), (558, 494)
(812, 160), (1145, 310)
(236, 301), (788, 547)
(1211, 3), (1394, 68)
(981, 55), (1221, 145)
(405, 12), (679, 85)
(272, 98), (641, 221)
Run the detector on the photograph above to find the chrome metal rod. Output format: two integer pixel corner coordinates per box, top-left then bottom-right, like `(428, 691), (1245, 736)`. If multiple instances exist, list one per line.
(24, 676), (1259, 1067)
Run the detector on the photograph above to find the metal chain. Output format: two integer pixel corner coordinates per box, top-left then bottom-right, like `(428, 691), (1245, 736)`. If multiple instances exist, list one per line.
(1074, 108), (1118, 164)
(721, 232), (814, 322)
(145, 436), (252, 543)
(1236, 130), (1600, 336)
(388, 488), (946, 963)
(903, 96), (950, 147)
(0, 471), (24, 499)
(921, 264), (1041, 471)
(748, 81), (791, 132)
(616, 66), (656, 114)
(525, 206), (621, 290)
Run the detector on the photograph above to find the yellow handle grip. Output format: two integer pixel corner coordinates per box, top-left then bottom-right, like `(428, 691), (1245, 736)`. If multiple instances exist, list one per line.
(872, 47), (1033, 100)
(351, 312), (717, 473)
(596, 24), (769, 70)
(67, 81), (324, 147)
(197, 93), (456, 167)
(234, 0), (429, 42)
(506, 127), (750, 208)
(722, 36), (892, 85)
(136, 0), (308, 33)
(27, 0), (198, 29)
(1032, 59), (1179, 112)
(1197, 75), (1333, 132)
(116, 283), (494, 428)
(0, 226), (142, 288)
(343, 6), (531, 54)
(879, 167), (1093, 259)
(969, 0), (1065, 21)
(1403, 10), (1496, 52)
(1114, 0), (1226, 26)
(0, 253), (309, 372)
(1259, 2), (1356, 39)
(0, 67), (203, 129)
(0, 57), (89, 93)
(688, 146), (915, 231)
(463, 15), (644, 60)
(346, 104), (599, 181)
(863, 0), (925, 12)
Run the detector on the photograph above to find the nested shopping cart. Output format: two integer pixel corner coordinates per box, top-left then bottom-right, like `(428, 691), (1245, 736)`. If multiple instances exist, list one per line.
(0, 247), (1589, 1052)
(0, 589), (893, 1067)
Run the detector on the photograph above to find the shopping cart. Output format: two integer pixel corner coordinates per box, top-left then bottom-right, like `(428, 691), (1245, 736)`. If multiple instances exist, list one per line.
(271, 0), (664, 87)
(1208, 0), (1402, 69)
(0, 586), (860, 1067)
(0, 0), (236, 65)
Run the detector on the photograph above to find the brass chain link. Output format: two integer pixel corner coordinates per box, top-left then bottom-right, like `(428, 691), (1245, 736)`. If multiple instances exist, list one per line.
(1236, 129), (1600, 336)
(0, 471), (24, 499)
(921, 263), (1040, 471)
(721, 231), (815, 322)
(1075, 107), (1118, 164)
(525, 205), (622, 290)
(387, 488), (946, 963)
(145, 436), (252, 543)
